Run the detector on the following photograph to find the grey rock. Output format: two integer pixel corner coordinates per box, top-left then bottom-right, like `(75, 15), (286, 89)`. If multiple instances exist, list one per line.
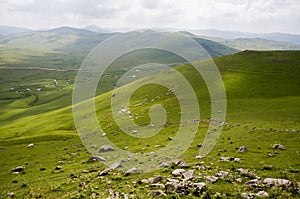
(151, 190), (166, 197)
(89, 156), (106, 162)
(234, 157), (241, 162)
(235, 178), (243, 183)
(149, 176), (164, 183)
(172, 169), (185, 177)
(263, 178), (291, 187)
(12, 166), (25, 172)
(99, 162), (123, 176)
(244, 179), (259, 187)
(159, 162), (169, 167)
(55, 166), (62, 170)
(219, 156), (229, 161)
(256, 191), (269, 198)
(174, 159), (187, 167)
(99, 145), (115, 152)
(205, 176), (218, 183)
(26, 143), (34, 148)
(196, 155), (203, 159)
(150, 183), (165, 189)
(140, 179), (149, 184)
(238, 146), (248, 153)
(237, 168), (248, 174)
(241, 192), (255, 199)
(165, 182), (179, 193)
(183, 170), (194, 180)
(125, 167), (139, 176)
(215, 171), (229, 178)
(273, 144), (286, 150)
(192, 182), (206, 195)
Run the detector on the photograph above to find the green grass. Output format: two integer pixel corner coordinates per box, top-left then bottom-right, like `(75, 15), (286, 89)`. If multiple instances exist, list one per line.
(0, 50), (299, 198)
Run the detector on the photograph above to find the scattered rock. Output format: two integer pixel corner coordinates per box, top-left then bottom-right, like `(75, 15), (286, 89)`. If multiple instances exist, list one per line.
(88, 155), (106, 162)
(273, 144), (286, 150)
(12, 166), (25, 173)
(159, 162), (169, 168)
(244, 179), (259, 187)
(55, 166), (62, 170)
(149, 176), (164, 183)
(241, 192), (255, 199)
(168, 137), (174, 140)
(26, 143), (34, 148)
(235, 178), (243, 183)
(99, 162), (123, 176)
(6, 192), (15, 197)
(256, 191), (269, 198)
(192, 182), (206, 195)
(215, 171), (229, 178)
(220, 157), (229, 161)
(183, 170), (194, 180)
(140, 179), (149, 184)
(58, 161), (65, 164)
(151, 190), (166, 197)
(150, 183), (165, 189)
(174, 159), (187, 167)
(205, 176), (218, 183)
(172, 169), (185, 177)
(238, 146), (248, 153)
(263, 178), (291, 187)
(237, 168), (248, 174)
(196, 156), (203, 159)
(125, 168), (139, 176)
(165, 181), (178, 194)
(99, 145), (115, 152)
(234, 157), (241, 162)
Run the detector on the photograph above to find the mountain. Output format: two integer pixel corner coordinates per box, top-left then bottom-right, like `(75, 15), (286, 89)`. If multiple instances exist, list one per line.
(84, 25), (111, 33)
(0, 25), (33, 37)
(189, 29), (300, 44)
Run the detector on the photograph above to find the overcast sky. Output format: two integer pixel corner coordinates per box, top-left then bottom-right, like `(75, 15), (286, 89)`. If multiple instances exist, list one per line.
(1, 0), (299, 34)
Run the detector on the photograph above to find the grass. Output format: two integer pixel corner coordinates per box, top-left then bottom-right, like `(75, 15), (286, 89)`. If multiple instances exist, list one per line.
(0, 50), (299, 198)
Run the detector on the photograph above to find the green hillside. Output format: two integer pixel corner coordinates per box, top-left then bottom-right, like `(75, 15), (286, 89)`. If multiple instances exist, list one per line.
(0, 51), (299, 198)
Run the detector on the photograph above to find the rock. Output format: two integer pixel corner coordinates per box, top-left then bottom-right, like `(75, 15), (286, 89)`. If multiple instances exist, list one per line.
(183, 170), (194, 180)
(149, 176), (164, 183)
(172, 169), (185, 177)
(215, 171), (229, 178)
(99, 162), (123, 176)
(140, 179), (149, 184)
(89, 156), (106, 162)
(99, 145), (115, 152)
(150, 183), (165, 189)
(168, 137), (174, 140)
(125, 168), (139, 176)
(196, 156), (203, 159)
(6, 192), (15, 197)
(237, 168), (248, 174)
(273, 144), (286, 150)
(55, 166), (62, 170)
(234, 157), (241, 162)
(26, 143), (34, 148)
(244, 179), (259, 187)
(151, 190), (166, 197)
(159, 162), (169, 167)
(197, 143), (203, 147)
(238, 146), (248, 153)
(58, 161), (65, 164)
(12, 166), (25, 172)
(263, 178), (291, 187)
(174, 159), (187, 167)
(220, 157), (229, 161)
(192, 182), (206, 195)
(256, 191), (269, 198)
(241, 192), (255, 199)
(235, 178), (243, 183)
(165, 181), (178, 194)
(205, 176), (218, 183)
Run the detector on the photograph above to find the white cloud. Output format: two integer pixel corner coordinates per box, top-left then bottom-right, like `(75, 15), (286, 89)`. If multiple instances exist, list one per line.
(0, 0), (299, 34)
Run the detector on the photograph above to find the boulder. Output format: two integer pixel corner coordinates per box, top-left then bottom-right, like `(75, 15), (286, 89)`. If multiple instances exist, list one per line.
(99, 145), (115, 152)
(150, 183), (165, 189)
(165, 181), (179, 193)
(55, 166), (62, 170)
(205, 176), (218, 183)
(125, 167), (139, 176)
(26, 143), (34, 148)
(172, 169), (185, 177)
(159, 162), (169, 168)
(174, 159), (187, 167)
(244, 179), (259, 187)
(273, 144), (286, 150)
(89, 156), (106, 162)
(238, 146), (248, 153)
(12, 166), (25, 172)
(215, 171), (229, 178)
(151, 190), (166, 197)
(192, 182), (206, 195)
(183, 170), (194, 180)
(241, 192), (255, 199)
(256, 191), (269, 198)
(263, 178), (291, 187)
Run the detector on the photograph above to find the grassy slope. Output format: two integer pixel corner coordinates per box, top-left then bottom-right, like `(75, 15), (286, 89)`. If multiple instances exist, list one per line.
(0, 51), (299, 198)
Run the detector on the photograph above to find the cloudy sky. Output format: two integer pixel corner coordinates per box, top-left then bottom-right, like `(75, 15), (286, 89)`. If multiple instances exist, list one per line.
(1, 0), (299, 34)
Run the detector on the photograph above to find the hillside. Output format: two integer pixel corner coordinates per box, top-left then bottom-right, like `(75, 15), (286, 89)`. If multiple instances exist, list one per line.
(0, 51), (299, 198)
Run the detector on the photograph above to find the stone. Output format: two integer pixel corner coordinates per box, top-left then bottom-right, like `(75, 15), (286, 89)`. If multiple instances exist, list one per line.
(55, 166), (62, 170)
(12, 166), (25, 172)
(89, 156), (106, 162)
(165, 181), (178, 194)
(149, 176), (164, 183)
(238, 146), (248, 153)
(256, 191), (269, 198)
(168, 137), (174, 140)
(159, 162), (169, 167)
(244, 179), (259, 187)
(26, 143), (34, 148)
(125, 167), (139, 176)
(235, 178), (243, 183)
(99, 145), (115, 152)
(140, 179), (149, 184)
(263, 178), (291, 187)
(172, 169), (185, 177)
(196, 156), (203, 159)
(273, 144), (286, 150)
(237, 168), (248, 174)
(241, 192), (255, 199)
(234, 157), (241, 162)
(6, 192), (15, 197)
(150, 183), (165, 189)
(215, 171), (229, 178)
(220, 157), (229, 161)
(151, 190), (166, 197)
(192, 182), (206, 195)
(205, 176), (218, 183)
(174, 159), (187, 167)
(183, 170), (194, 180)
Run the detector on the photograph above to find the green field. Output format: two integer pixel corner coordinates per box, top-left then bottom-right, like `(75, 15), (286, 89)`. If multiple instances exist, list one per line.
(0, 50), (300, 198)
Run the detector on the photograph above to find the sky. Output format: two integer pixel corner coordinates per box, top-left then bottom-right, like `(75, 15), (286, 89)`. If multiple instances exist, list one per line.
(1, 0), (299, 34)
